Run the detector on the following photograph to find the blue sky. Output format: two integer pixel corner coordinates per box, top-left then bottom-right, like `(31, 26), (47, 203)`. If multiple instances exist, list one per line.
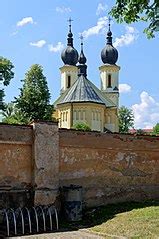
(1, 0), (159, 128)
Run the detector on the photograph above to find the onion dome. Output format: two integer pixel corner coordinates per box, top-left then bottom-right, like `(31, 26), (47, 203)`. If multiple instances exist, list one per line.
(101, 20), (118, 65)
(78, 35), (87, 77)
(61, 18), (78, 66)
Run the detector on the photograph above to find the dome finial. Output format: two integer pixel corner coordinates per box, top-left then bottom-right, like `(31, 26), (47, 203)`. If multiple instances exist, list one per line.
(78, 34), (87, 77)
(67, 17), (73, 46)
(68, 17), (73, 33)
(80, 34), (84, 51)
(108, 16), (111, 31)
(107, 16), (112, 45)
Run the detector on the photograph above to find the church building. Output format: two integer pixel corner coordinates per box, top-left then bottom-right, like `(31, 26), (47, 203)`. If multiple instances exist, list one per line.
(54, 19), (120, 132)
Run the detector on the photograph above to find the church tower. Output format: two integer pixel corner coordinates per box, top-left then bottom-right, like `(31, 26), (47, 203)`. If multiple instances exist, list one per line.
(99, 20), (120, 107)
(54, 19), (119, 133)
(60, 18), (78, 94)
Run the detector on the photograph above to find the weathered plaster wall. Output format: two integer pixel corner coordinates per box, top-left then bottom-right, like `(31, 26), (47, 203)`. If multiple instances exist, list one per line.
(59, 130), (159, 207)
(32, 122), (59, 206)
(0, 124), (33, 208)
(0, 123), (159, 209)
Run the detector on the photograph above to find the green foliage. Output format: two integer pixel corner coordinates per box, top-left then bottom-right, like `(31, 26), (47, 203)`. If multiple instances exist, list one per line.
(153, 122), (159, 135)
(0, 89), (5, 110)
(2, 103), (28, 124)
(73, 122), (91, 131)
(118, 106), (134, 133)
(15, 64), (54, 123)
(110, 1), (159, 38)
(0, 57), (14, 110)
(136, 129), (145, 135)
(0, 57), (14, 86)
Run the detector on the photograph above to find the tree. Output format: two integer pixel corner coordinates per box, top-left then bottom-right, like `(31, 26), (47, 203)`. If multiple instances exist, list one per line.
(2, 103), (27, 124)
(15, 64), (53, 123)
(136, 129), (145, 135)
(110, 0), (159, 38)
(0, 57), (14, 110)
(153, 122), (159, 135)
(118, 106), (134, 133)
(73, 122), (91, 131)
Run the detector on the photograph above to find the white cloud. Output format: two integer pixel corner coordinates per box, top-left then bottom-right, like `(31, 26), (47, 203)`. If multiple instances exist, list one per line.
(30, 40), (46, 48)
(48, 42), (64, 53)
(119, 84), (132, 93)
(96, 3), (108, 15)
(132, 91), (159, 129)
(17, 17), (35, 27)
(56, 6), (71, 13)
(82, 16), (108, 38)
(114, 26), (138, 48)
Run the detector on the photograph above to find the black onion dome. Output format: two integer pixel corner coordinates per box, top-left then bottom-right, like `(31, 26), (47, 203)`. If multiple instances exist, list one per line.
(61, 46), (78, 65)
(78, 50), (87, 64)
(61, 18), (78, 66)
(78, 36), (87, 65)
(101, 24), (118, 65)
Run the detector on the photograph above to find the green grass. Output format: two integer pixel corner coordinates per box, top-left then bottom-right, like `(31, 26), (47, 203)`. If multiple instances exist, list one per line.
(88, 201), (159, 238)
(60, 201), (159, 239)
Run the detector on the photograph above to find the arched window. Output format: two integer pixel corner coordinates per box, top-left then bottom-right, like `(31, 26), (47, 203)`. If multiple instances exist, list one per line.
(83, 111), (86, 120)
(67, 75), (71, 88)
(107, 74), (112, 88)
(63, 112), (65, 121)
(81, 111), (83, 120)
(73, 111), (76, 120)
(66, 112), (68, 121)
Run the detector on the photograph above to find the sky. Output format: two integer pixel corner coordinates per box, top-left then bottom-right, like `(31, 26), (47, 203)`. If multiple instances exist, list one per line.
(0, 0), (159, 129)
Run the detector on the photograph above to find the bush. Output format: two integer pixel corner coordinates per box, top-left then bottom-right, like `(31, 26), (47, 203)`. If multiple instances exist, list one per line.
(73, 122), (91, 131)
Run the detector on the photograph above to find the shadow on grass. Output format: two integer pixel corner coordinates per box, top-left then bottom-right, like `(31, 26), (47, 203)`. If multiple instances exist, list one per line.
(59, 200), (159, 232)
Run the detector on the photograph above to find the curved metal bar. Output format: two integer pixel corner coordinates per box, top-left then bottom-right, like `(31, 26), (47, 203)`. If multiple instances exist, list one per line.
(32, 207), (39, 233)
(53, 206), (59, 230)
(49, 205), (59, 230)
(47, 206), (53, 231)
(36, 206), (46, 232)
(17, 207), (25, 235)
(3, 209), (10, 236)
(10, 208), (17, 235)
(23, 207), (32, 234)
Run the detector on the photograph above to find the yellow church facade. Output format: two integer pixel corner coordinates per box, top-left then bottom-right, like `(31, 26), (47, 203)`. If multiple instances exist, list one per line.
(54, 20), (120, 132)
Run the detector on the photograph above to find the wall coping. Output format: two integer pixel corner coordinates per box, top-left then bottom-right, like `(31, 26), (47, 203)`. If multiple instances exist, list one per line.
(0, 123), (33, 128)
(59, 128), (159, 139)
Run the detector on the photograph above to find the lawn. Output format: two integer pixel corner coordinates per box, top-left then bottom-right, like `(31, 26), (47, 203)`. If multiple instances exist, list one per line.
(87, 201), (159, 238)
(61, 200), (159, 239)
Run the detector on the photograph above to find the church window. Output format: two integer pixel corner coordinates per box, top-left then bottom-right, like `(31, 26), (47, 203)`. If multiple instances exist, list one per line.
(67, 75), (71, 88)
(107, 115), (111, 124)
(63, 112), (65, 121)
(107, 74), (112, 88)
(98, 112), (101, 121)
(73, 111), (76, 120)
(97, 111), (99, 121)
(81, 111), (83, 120)
(76, 111), (79, 120)
(83, 111), (86, 120)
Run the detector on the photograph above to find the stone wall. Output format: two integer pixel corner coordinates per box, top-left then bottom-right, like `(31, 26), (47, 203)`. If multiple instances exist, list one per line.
(59, 130), (159, 207)
(0, 123), (159, 209)
(0, 124), (33, 208)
